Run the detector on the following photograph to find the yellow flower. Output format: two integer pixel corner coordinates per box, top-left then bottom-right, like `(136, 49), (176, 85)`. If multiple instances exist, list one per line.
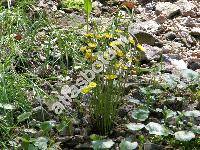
(115, 29), (123, 33)
(122, 64), (128, 70)
(84, 33), (94, 38)
(137, 44), (145, 51)
(94, 63), (102, 68)
(128, 36), (135, 45)
(105, 74), (117, 80)
(81, 86), (91, 94)
(116, 50), (124, 57)
(85, 52), (92, 60)
(103, 33), (112, 39)
(95, 34), (103, 39)
(114, 62), (122, 69)
(86, 49), (92, 53)
(88, 82), (97, 88)
(88, 43), (97, 48)
(80, 46), (87, 52)
(109, 41), (122, 47)
(127, 57), (133, 62)
(103, 51), (109, 60)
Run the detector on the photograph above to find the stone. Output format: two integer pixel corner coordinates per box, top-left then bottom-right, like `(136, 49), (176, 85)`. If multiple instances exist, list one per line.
(190, 28), (200, 37)
(181, 17), (199, 27)
(164, 32), (177, 41)
(128, 28), (161, 46)
(142, 44), (162, 61)
(144, 142), (164, 150)
(75, 143), (93, 149)
(155, 2), (180, 18)
(188, 61), (200, 71)
(129, 20), (161, 34)
(175, 0), (196, 17)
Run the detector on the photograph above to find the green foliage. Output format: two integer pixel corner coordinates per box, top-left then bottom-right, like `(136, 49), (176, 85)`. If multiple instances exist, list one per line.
(60, 0), (84, 10)
(83, 0), (92, 33)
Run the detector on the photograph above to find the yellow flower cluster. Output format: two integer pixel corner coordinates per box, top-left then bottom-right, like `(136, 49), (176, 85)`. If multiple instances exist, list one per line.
(105, 74), (117, 80)
(81, 82), (97, 94)
(80, 42), (97, 61)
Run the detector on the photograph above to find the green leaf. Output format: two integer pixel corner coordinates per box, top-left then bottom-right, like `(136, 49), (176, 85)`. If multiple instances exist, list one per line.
(17, 112), (32, 123)
(145, 122), (169, 136)
(175, 131), (195, 141)
(126, 123), (145, 131)
(92, 139), (114, 149)
(131, 108), (149, 121)
(84, 0), (92, 15)
(119, 140), (138, 150)
(34, 137), (48, 150)
(184, 110), (200, 117)
(40, 121), (55, 134)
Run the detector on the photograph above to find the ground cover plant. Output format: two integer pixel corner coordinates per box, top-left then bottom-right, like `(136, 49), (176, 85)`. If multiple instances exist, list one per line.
(0, 0), (200, 149)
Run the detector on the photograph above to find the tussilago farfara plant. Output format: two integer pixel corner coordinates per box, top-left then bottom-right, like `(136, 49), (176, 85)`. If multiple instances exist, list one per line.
(79, 30), (145, 135)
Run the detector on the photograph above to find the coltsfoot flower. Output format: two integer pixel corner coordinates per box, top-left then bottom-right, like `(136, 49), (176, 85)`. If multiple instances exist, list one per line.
(88, 43), (97, 48)
(116, 50), (124, 57)
(80, 46), (87, 52)
(88, 82), (97, 88)
(105, 74), (117, 80)
(81, 86), (91, 94)
(137, 44), (145, 51)
(128, 36), (135, 45)
(103, 33), (112, 39)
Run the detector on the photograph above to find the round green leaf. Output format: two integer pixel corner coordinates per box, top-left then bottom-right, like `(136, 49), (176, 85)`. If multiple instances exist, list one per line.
(184, 110), (200, 117)
(131, 109), (149, 121)
(126, 123), (145, 131)
(145, 122), (169, 136)
(92, 139), (114, 149)
(119, 140), (138, 150)
(175, 131), (195, 141)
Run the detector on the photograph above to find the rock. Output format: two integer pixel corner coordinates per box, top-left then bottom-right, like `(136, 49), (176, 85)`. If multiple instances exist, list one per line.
(145, 2), (157, 11)
(75, 143), (93, 149)
(128, 29), (161, 46)
(155, 2), (180, 18)
(142, 44), (162, 61)
(175, 0), (196, 17)
(181, 17), (199, 27)
(190, 28), (200, 37)
(188, 61), (200, 71)
(129, 20), (161, 34)
(144, 142), (164, 150)
(164, 32), (177, 41)
(155, 14), (167, 24)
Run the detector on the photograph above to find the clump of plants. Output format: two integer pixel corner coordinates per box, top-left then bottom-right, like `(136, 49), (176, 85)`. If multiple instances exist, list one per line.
(77, 29), (145, 135)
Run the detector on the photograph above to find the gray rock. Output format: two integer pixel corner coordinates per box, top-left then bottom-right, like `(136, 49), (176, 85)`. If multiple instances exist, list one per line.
(142, 44), (162, 61)
(190, 28), (200, 37)
(129, 20), (161, 34)
(144, 142), (164, 150)
(181, 17), (199, 27)
(188, 61), (200, 71)
(175, 0), (196, 17)
(128, 30), (161, 46)
(164, 32), (177, 41)
(155, 2), (180, 18)
(75, 143), (93, 149)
